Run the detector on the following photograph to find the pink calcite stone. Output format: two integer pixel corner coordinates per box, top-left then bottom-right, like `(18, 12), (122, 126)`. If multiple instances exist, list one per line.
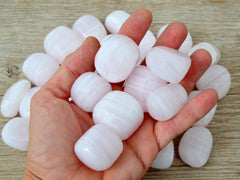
(151, 141), (174, 169)
(189, 42), (221, 65)
(44, 26), (84, 64)
(124, 66), (167, 112)
(147, 83), (188, 121)
(71, 72), (112, 112)
(74, 124), (123, 171)
(93, 91), (143, 140)
(19, 87), (41, 119)
(1, 80), (31, 118)
(196, 64), (231, 99)
(188, 90), (217, 127)
(2, 117), (29, 151)
(137, 30), (156, 65)
(94, 34), (139, 83)
(73, 15), (107, 42)
(179, 126), (213, 168)
(22, 53), (59, 86)
(146, 46), (191, 83)
(105, 10), (130, 34)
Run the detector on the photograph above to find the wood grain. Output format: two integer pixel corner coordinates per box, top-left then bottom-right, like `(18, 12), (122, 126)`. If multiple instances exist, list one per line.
(0, 0), (239, 179)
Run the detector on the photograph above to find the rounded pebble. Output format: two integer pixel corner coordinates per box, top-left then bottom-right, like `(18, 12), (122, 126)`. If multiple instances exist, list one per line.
(146, 46), (191, 83)
(151, 141), (174, 169)
(93, 91), (143, 140)
(124, 66), (167, 112)
(189, 90), (217, 127)
(74, 124), (123, 171)
(189, 42), (221, 65)
(196, 64), (231, 99)
(105, 10), (130, 34)
(2, 117), (29, 151)
(94, 34), (139, 83)
(19, 87), (41, 119)
(71, 72), (112, 112)
(22, 53), (59, 86)
(1, 80), (31, 118)
(179, 126), (213, 168)
(138, 30), (156, 65)
(147, 83), (188, 121)
(44, 26), (84, 64)
(73, 15), (107, 42)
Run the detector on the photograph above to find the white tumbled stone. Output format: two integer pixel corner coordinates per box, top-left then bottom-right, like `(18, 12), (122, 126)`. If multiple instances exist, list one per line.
(105, 10), (130, 34)
(146, 46), (191, 83)
(179, 32), (193, 54)
(124, 66), (167, 112)
(71, 72), (112, 112)
(74, 124), (123, 171)
(189, 42), (221, 65)
(1, 80), (31, 118)
(138, 30), (156, 65)
(22, 53), (59, 86)
(147, 84), (188, 121)
(157, 24), (193, 54)
(2, 117), (29, 151)
(196, 64), (231, 99)
(179, 126), (213, 168)
(95, 34), (139, 83)
(93, 91), (143, 140)
(19, 87), (41, 119)
(73, 15), (107, 42)
(151, 141), (174, 169)
(189, 90), (217, 127)
(44, 26), (84, 64)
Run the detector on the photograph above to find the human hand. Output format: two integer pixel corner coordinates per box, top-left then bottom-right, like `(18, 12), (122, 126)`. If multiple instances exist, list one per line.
(23, 9), (218, 180)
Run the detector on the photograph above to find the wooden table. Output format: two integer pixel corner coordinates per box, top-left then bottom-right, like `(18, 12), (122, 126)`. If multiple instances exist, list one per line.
(0, 0), (239, 179)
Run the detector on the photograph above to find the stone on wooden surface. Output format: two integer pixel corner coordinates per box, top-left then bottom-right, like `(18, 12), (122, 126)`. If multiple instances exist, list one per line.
(179, 126), (213, 168)
(2, 117), (29, 151)
(22, 53), (59, 86)
(44, 26), (84, 64)
(1, 80), (31, 118)
(151, 141), (174, 169)
(189, 42), (221, 65)
(196, 64), (231, 99)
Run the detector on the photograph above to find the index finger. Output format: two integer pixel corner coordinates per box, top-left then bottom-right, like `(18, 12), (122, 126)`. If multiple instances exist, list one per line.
(119, 9), (153, 45)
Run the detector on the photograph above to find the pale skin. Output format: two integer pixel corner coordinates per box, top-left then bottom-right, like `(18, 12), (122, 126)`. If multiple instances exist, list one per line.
(23, 9), (218, 180)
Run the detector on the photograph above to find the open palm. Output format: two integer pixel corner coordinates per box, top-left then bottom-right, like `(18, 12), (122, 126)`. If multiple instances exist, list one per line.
(23, 9), (218, 180)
